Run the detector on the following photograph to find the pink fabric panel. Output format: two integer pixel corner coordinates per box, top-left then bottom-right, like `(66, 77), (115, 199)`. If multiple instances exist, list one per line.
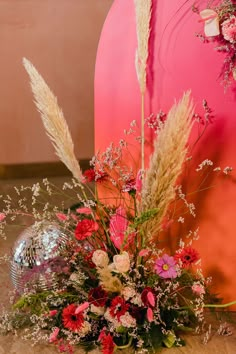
(95, 0), (236, 305)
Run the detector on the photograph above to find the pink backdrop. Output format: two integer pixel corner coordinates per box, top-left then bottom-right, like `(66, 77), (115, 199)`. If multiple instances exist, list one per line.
(95, 0), (236, 305)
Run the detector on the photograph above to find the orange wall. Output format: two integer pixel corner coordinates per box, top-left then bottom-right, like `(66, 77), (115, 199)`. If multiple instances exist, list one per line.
(0, 0), (113, 164)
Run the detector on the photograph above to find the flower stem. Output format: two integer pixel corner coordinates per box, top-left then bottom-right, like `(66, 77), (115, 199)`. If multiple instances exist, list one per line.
(116, 336), (133, 350)
(204, 300), (236, 308)
(141, 92), (145, 171)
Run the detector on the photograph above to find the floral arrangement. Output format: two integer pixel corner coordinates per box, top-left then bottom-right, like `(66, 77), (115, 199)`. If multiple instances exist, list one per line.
(194, 0), (236, 88)
(0, 61), (234, 353)
(0, 2), (235, 354)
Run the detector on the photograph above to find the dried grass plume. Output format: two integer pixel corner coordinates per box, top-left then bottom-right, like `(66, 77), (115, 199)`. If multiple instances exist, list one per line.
(23, 58), (83, 182)
(134, 0), (152, 94)
(141, 91), (194, 237)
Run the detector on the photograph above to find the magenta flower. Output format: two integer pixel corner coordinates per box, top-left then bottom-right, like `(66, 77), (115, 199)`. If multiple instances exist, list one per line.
(154, 254), (177, 279)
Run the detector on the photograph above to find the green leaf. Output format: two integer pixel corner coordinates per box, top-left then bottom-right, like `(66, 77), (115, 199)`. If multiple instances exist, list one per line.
(131, 208), (159, 228)
(163, 332), (176, 348)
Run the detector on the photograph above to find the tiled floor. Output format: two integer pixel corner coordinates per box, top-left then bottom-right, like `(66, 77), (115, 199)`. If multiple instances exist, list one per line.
(0, 178), (235, 353)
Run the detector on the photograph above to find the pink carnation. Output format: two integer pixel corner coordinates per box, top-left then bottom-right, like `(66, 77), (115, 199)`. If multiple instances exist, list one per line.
(222, 16), (236, 43)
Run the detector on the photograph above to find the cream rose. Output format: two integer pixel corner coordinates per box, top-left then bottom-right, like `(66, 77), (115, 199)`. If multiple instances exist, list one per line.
(92, 249), (109, 268)
(113, 252), (130, 273)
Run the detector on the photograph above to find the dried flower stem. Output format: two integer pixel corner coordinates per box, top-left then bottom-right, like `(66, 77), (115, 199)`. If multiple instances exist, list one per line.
(134, 0), (152, 171)
(141, 92), (194, 240)
(23, 58), (83, 183)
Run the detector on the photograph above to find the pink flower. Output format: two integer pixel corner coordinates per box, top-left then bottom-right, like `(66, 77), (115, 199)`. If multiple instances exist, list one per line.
(147, 307), (154, 322)
(139, 249), (150, 257)
(222, 16), (236, 43)
(76, 207), (92, 215)
(56, 213), (68, 221)
(49, 327), (60, 343)
(154, 254), (177, 279)
(147, 291), (155, 307)
(141, 287), (156, 307)
(75, 219), (99, 240)
(109, 207), (128, 249)
(0, 213), (6, 222)
(75, 302), (89, 314)
(192, 283), (205, 295)
(49, 309), (58, 317)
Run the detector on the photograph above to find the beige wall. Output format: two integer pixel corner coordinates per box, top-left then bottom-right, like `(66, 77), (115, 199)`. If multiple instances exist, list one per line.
(0, 0), (113, 164)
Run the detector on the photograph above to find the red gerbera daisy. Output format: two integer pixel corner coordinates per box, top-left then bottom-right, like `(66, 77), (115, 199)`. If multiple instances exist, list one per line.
(109, 296), (129, 321)
(62, 303), (84, 332)
(99, 332), (115, 354)
(175, 247), (200, 267)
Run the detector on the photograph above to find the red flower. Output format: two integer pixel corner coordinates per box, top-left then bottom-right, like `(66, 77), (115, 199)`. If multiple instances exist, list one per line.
(99, 332), (115, 354)
(121, 178), (136, 193)
(109, 296), (129, 320)
(83, 169), (108, 183)
(175, 247), (200, 267)
(83, 169), (96, 182)
(141, 287), (156, 307)
(88, 286), (108, 307)
(75, 219), (99, 240)
(62, 303), (84, 332)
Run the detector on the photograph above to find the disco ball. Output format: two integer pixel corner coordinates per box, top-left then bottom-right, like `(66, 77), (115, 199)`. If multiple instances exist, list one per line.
(10, 221), (70, 293)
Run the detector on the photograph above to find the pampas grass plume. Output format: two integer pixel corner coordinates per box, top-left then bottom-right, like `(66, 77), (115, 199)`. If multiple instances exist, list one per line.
(23, 58), (83, 182)
(141, 91), (194, 237)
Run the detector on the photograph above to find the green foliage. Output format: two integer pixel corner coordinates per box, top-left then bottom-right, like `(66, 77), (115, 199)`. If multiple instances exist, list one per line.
(141, 323), (164, 352)
(13, 291), (80, 315)
(131, 208), (159, 228)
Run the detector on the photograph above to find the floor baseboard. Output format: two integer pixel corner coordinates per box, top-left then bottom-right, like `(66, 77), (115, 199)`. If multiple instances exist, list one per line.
(0, 160), (90, 180)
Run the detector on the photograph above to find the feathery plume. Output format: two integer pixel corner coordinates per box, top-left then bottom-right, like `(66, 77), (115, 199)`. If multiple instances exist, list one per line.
(134, 0), (152, 94)
(141, 92), (194, 237)
(23, 58), (83, 182)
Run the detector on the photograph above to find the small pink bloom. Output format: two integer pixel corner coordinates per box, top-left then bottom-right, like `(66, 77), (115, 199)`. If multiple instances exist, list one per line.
(139, 249), (150, 257)
(75, 302), (90, 314)
(155, 254), (177, 279)
(135, 169), (143, 192)
(147, 291), (155, 307)
(147, 307), (154, 322)
(56, 213), (68, 221)
(76, 207), (92, 215)
(0, 213), (6, 222)
(49, 310), (58, 317)
(49, 327), (60, 343)
(192, 284), (205, 295)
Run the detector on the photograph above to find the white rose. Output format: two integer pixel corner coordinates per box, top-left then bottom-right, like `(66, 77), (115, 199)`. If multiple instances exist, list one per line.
(92, 250), (109, 268)
(113, 252), (130, 273)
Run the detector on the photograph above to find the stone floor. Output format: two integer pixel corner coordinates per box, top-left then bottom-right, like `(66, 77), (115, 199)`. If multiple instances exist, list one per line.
(0, 177), (235, 353)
